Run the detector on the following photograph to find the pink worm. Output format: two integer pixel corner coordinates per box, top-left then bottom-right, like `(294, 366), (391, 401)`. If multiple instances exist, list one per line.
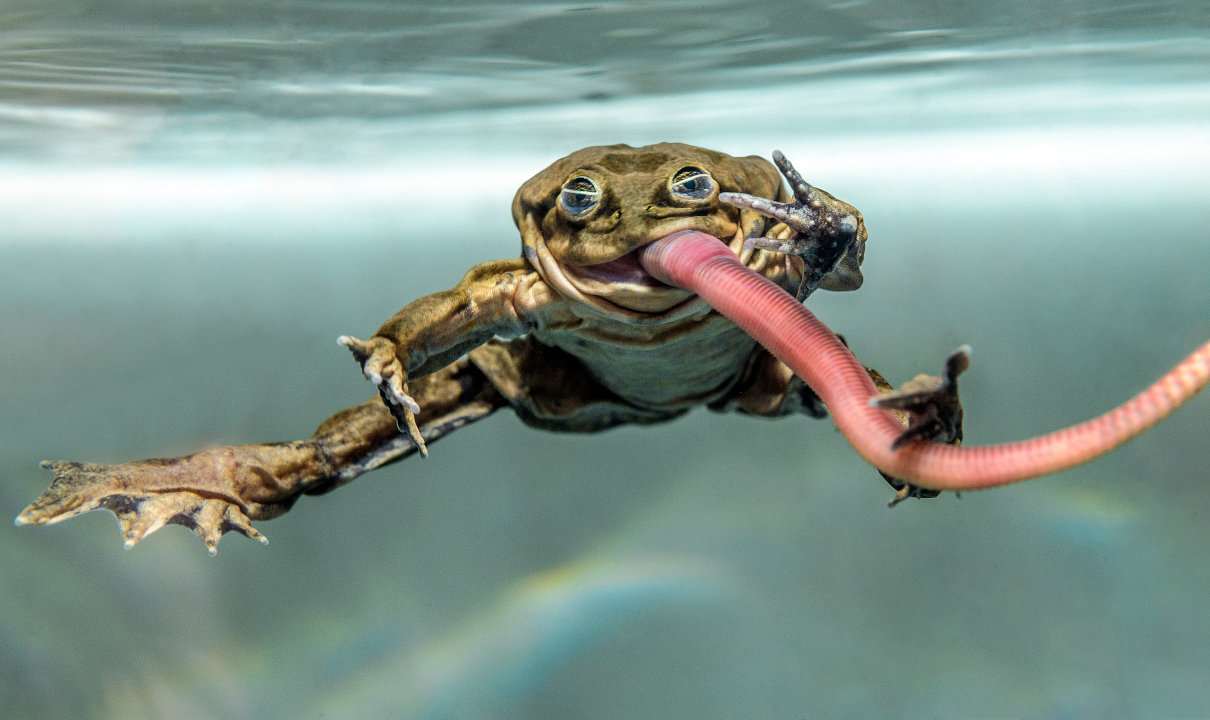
(638, 230), (1210, 490)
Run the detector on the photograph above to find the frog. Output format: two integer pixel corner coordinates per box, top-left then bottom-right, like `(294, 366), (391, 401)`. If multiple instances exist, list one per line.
(17, 143), (961, 554)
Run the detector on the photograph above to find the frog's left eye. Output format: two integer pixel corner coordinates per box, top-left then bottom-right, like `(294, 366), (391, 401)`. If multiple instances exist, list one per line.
(669, 167), (715, 200)
(559, 176), (601, 217)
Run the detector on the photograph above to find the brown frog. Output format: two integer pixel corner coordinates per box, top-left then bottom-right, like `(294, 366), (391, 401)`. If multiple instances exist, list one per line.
(17, 143), (952, 554)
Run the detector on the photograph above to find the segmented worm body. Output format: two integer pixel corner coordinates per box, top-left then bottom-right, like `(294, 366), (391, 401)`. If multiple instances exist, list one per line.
(639, 230), (1209, 490)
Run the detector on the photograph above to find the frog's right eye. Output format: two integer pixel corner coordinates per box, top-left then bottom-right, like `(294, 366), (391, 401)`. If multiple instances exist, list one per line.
(559, 176), (601, 217)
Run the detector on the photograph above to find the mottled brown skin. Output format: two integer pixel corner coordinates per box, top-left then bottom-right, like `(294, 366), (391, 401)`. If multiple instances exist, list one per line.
(18, 143), (925, 554)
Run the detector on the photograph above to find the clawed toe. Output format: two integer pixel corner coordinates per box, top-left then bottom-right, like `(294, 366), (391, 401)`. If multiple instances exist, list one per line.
(114, 494), (268, 555)
(16, 460), (110, 527)
(18, 461), (269, 554)
(379, 370), (421, 415)
(743, 236), (798, 255)
(880, 471), (943, 507)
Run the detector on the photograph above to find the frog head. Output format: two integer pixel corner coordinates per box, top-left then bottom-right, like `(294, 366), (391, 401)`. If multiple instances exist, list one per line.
(512, 142), (865, 318)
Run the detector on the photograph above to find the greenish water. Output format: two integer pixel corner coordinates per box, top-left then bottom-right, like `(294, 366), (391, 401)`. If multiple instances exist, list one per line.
(3, 2), (1209, 718)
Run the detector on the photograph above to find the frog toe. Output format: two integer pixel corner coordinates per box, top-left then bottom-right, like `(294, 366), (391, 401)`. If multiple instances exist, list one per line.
(720, 192), (811, 231)
(881, 471), (943, 507)
(18, 461), (270, 554)
(16, 460), (113, 527)
(743, 235), (798, 254)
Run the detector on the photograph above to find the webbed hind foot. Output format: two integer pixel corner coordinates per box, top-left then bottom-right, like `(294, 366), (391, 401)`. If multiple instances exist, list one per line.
(17, 458), (273, 555)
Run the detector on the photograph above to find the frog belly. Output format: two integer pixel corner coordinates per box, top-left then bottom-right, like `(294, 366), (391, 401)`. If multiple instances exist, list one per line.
(533, 313), (757, 411)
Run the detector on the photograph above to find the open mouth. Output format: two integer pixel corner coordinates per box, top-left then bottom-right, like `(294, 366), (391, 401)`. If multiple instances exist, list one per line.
(570, 230), (740, 288)
(569, 249), (668, 289)
(558, 230), (741, 314)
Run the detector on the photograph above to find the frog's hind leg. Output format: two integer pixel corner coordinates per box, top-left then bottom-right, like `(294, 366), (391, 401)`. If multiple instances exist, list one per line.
(17, 336), (663, 553)
(17, 356), (509, 553)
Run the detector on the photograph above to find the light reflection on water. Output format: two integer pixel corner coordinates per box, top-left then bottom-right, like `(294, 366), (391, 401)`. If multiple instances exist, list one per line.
(4, 0), (1210, 164)
(2, 2), (1209, 719)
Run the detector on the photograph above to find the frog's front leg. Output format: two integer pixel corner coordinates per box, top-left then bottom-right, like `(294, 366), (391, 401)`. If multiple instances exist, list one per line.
(337, 258), (560, 455)
(720, 150), (867, 301)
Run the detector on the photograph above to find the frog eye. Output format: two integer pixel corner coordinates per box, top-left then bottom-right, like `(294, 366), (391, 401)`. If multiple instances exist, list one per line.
(559, 176), (601, 216)
(669, 167), (715, 200)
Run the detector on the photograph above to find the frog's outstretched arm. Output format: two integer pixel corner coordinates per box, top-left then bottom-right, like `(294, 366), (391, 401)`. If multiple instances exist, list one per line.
(338, 259), (560, 455)
(16, 358), (506, 554)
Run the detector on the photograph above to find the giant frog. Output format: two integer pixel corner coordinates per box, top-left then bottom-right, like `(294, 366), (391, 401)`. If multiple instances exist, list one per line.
(18, 143), (959, 554)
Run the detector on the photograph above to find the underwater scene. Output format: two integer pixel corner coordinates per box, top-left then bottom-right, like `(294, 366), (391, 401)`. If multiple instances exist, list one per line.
(3, 1), (1209, 718)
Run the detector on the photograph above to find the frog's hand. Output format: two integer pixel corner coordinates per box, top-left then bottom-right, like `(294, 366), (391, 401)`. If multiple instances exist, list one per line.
(16, 459), (270, 555)
(336, 259), (553, 455)
(873, 346), (969, 448)
(338, 334), (428, 456)
(868, 347), (970, 506)
(721, 150), (864, 300)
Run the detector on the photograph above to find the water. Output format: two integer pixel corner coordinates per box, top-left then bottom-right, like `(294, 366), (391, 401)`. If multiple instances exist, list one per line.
(3, 2), (1209, 718)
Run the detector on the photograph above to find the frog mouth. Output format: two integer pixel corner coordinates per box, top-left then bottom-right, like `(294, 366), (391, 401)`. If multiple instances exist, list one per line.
(568, 251), (667, 289)
(560, 228), (748, 314)
(525, 221), (754, 321)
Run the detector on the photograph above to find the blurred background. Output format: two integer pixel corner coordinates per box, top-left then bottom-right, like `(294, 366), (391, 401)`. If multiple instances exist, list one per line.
(2, 1), (1208, 718)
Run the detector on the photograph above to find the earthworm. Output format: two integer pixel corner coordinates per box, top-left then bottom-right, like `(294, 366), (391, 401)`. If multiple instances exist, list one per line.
(638, 230), (1209, 490)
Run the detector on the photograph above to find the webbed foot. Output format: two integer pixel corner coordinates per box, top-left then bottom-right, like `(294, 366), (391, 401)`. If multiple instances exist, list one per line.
(720, 150), (862, 301)
(871, 346), (970, 506)
(16, 460), (268, 555)
(338, 334), (428, 456)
